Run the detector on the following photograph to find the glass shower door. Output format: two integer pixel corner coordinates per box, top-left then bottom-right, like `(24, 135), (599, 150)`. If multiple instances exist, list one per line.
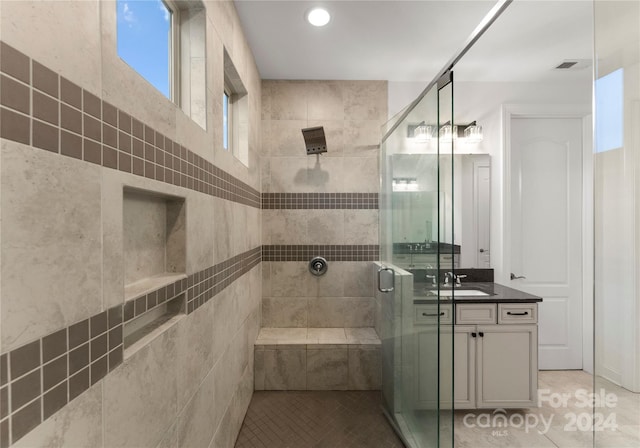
(379, 71), (455, 448)
(594, 2), (640, 447)
(437, 73), (455, 448)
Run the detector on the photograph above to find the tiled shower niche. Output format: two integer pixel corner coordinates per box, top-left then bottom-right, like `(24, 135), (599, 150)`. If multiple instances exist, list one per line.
(123, 187), (186, 299)
(122, 188), (187, 356)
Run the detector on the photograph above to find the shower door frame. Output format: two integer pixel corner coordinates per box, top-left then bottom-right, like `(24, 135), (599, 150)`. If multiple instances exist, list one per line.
(378, 69), (457, 448)
(378, 1), (515, 447)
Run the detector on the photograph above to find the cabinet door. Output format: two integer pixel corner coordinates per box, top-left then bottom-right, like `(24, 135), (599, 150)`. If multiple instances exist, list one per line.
(415, 325), (454, 410)
(454, 326), (476, 409)
(476, 325), (538, 408)
(415, 325), (440, 409)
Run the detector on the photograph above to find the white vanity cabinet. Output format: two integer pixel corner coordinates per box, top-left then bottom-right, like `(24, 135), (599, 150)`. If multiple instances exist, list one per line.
(414, 301), (539, 410)
(455, 303), (538, 409)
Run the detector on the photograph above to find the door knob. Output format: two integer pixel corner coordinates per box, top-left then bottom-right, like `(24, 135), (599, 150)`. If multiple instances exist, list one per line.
(510, 273), (526, 280)
(479, 248), (485, 253)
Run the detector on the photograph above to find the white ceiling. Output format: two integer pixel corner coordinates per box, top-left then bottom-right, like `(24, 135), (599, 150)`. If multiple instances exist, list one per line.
(454, 0), (593, 82)
(234, 0), (594, 83)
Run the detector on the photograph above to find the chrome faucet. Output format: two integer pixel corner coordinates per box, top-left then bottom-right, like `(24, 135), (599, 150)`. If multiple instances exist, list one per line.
(443, 272), (467, 287)
(454, 274), (468, 287)
(425, 273), (437, 286)
(444, 272), (455, 286)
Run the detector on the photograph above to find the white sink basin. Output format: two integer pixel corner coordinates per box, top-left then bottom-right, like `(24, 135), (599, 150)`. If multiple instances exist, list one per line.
(427, 289), (490, 297)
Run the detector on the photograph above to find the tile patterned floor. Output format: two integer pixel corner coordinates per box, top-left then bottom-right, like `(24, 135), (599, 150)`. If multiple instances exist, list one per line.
(235, 372), (640, 448)
(454, 370), (640, 448)
(234, 391), (404, 448)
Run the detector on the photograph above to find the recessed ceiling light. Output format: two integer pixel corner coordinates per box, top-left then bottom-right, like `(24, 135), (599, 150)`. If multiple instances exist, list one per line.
(306, 8), (330, 27)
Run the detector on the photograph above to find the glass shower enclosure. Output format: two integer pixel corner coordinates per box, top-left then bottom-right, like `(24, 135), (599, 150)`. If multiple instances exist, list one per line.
(378, 72), (455, 448)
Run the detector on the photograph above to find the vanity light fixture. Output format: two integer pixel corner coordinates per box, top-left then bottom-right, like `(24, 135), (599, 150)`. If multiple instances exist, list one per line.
(463, 121), (484, 143)
(392, 178), (419, 192)
(306, 7), (331, 27)
(438, 121), (484, 144)
(439, 123), (458, 143)
(408, 121), (435, 141)
(414, 123), (435, 142)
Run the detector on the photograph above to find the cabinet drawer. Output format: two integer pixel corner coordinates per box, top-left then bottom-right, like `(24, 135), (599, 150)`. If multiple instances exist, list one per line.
(412, 254), (437, 264)
(456, 304), (497, 325)
(415, 304), (453, 325)
(498, 303), (538, 324)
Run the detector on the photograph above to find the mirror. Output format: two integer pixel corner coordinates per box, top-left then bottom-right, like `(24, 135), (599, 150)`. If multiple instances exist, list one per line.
(391, 153), (490, 269)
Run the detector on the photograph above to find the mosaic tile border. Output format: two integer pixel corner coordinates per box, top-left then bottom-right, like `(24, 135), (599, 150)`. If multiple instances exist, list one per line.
(261, 193), (378, 210)
(0, 41), (260, 209)
(0, 247), (261, 447)
(0, 306), (123, 447)
(262, 245), (379, 262)
(123, 279), (188, 323)
(187, 247), (262, 313)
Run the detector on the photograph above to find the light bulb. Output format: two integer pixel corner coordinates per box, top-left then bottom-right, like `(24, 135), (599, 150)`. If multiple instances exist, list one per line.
(307, 8), (330, 27)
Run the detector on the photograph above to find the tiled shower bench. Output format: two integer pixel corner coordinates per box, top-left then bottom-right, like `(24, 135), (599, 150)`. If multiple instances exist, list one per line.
(254, 327), (381, 391)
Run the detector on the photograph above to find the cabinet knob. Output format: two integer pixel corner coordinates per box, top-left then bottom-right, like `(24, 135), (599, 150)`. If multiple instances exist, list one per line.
(479, 332), (484, 337)
(471, 332), (477, 338)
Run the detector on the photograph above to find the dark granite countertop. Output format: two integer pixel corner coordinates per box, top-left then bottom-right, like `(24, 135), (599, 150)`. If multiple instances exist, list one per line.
(413, 282), (542, 304)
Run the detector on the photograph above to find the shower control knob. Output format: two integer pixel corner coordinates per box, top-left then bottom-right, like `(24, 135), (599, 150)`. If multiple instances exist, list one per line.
(309, 257), (328, 276)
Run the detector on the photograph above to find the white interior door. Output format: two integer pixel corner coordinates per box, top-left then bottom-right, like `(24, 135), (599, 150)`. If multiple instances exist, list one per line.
(475, 163), (491, 268)
(509, 117), (583, 370)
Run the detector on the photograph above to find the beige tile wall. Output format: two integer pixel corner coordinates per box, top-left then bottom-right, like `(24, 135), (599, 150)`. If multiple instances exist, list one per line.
(261, 80), (387, 328)
(0, 1), (261, 447)
(253, 328), (381, 391)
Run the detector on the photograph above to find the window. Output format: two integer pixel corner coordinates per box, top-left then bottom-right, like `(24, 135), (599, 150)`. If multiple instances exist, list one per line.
(117, 0), (207, 129)
(117, 0), (174, 99)
(595, 68), (624, 153)
(223, 90), (230, 150)
(223, 50), (249, 166)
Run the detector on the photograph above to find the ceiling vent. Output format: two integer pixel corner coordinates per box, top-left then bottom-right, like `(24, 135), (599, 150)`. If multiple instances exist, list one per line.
(554, 59), (591, 70)
(556, 61), (578, 69)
